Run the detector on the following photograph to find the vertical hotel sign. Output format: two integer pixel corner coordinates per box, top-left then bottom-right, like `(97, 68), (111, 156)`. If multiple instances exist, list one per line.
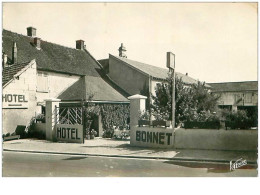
(2, 90), (29, 108)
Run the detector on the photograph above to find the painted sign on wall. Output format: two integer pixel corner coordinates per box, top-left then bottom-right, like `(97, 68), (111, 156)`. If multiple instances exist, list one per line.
(55, 124), (84, 143)
(136, 130), (173, 145)
(130, 126), (174, 148)
(2, 91), (29, 109)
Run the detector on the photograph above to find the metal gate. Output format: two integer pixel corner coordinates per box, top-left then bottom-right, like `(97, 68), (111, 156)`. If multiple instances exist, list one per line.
(54, 106), (83, 125)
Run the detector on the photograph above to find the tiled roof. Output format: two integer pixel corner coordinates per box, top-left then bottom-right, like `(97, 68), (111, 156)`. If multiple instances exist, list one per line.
(208, 81), (258, 92)
(110, 54), (210, 87)
(2, 29), (101, 76)
(2, 29), (129, 102)
(58, 75), (129, 102)
(2, 61), (31, 86)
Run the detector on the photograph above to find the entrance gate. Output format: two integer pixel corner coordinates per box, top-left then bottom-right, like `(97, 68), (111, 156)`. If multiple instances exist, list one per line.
(55, 106), (83, 125)
(54, 106), (84, 143)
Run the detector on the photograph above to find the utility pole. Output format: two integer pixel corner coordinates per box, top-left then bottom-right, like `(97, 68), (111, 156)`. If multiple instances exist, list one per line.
(166, 52), (175, 129)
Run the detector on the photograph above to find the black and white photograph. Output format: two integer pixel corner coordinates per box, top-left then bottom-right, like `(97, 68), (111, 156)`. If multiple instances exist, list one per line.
(1, 1), (258, 182)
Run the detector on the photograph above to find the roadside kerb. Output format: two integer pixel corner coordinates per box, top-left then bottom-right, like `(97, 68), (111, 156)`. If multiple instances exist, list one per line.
(3, 148), (258, 165)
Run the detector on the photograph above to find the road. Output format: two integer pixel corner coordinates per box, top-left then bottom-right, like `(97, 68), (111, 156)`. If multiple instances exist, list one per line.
(2, 151), (257, 177)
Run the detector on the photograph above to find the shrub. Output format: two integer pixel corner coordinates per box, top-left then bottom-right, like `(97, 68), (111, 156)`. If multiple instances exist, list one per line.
(184, 111), (221, 129)
(138, 110), (150, 120)
(26, 114), (46, 139)
(102, 128), (114, 138)
(35, 114), (45, 123)
(15, 125), (27, 138)
(222, 109), (252, 129)
(100, 104), (130, 132)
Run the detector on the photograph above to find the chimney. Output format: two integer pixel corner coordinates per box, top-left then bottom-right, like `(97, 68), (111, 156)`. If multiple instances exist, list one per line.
(118, 43), (127, 58)
(12, 42), (17, 64)
(27, 26), (37, 37)
(76, 40), (85, 50)
(34, 37), (41, 50)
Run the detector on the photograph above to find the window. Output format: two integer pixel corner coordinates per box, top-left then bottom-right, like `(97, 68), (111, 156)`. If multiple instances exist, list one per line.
(245, 93), (252, 103)
(37, 72), (49, 92)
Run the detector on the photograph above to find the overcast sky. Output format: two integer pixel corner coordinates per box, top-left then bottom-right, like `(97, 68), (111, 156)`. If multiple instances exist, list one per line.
(2, 2), (257, 83)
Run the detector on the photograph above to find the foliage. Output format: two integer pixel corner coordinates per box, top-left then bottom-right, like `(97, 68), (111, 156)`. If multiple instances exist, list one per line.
(100, 104), (130, 138)
(221, 109), (248, 121)
(151, 73), (220, 126)
(138, 110), (150, 120)
(84, 102), (100, 119)
(221, 109), (253, 129)
(14, 125), (27, 138)
(86, 129), (97, 136)
(83, 93), (130, 138)
(102, 127), (114, 138)
(152, 110), (170, 121)
(35, 114), (45, 123)
(26, 114), (46, 139)
(113, 130), (130, 140)
(81, 100), (130, 138)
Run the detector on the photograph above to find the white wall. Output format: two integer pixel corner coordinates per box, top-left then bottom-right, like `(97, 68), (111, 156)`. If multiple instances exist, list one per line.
(36, 71), (80, 103)
(2, 62), (81, 135)
(175, 129), (258, 151)
(131, 126), (174, 148)
(2, 60), (39, 134)
(151, 80), (161, 97)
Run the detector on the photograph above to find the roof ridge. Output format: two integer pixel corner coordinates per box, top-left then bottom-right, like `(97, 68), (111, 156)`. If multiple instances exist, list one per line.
(110, 54), (168, 71)
(3, 29), (29, 38)
(41, 39), (82, 51)
(3, 28), (84, 52)
(110, 54), (150, 77)
(208, 81), (258, 84)
(110, 54), (199, 79)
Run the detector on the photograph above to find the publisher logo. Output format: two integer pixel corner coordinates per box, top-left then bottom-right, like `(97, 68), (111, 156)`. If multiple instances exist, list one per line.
(230, 158), (247, 171)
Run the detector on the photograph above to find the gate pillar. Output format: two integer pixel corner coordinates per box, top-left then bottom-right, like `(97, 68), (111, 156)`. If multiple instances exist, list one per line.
(45, 98), (61, 141)
(128, 94), (147, 130)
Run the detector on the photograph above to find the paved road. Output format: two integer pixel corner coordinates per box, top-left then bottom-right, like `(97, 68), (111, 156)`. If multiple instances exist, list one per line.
(2, 151), (257, 177)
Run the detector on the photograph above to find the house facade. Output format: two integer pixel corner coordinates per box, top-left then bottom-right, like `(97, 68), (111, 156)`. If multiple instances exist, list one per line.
(208, 81), (258, 114)
(2, 27), (129, 135)
(98, 44), (210, 107)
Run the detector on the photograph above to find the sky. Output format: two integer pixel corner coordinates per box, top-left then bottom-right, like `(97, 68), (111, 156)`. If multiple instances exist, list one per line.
(2, 2), (257, 83)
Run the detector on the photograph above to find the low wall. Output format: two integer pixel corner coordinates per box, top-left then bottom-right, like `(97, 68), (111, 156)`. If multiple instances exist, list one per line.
(175, 129), (258, 151)
(130, 126), (174, 148)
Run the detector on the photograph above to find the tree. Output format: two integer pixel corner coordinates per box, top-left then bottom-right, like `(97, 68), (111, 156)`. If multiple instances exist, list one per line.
(150, 73), (220, 126)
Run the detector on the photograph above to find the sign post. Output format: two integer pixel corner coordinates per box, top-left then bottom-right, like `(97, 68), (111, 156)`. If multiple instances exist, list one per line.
(166, 52), (175, 129)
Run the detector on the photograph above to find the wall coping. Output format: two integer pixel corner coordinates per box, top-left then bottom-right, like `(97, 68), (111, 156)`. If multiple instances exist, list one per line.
(44, 98), (61, 102)
(128, 94), (147, 100)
